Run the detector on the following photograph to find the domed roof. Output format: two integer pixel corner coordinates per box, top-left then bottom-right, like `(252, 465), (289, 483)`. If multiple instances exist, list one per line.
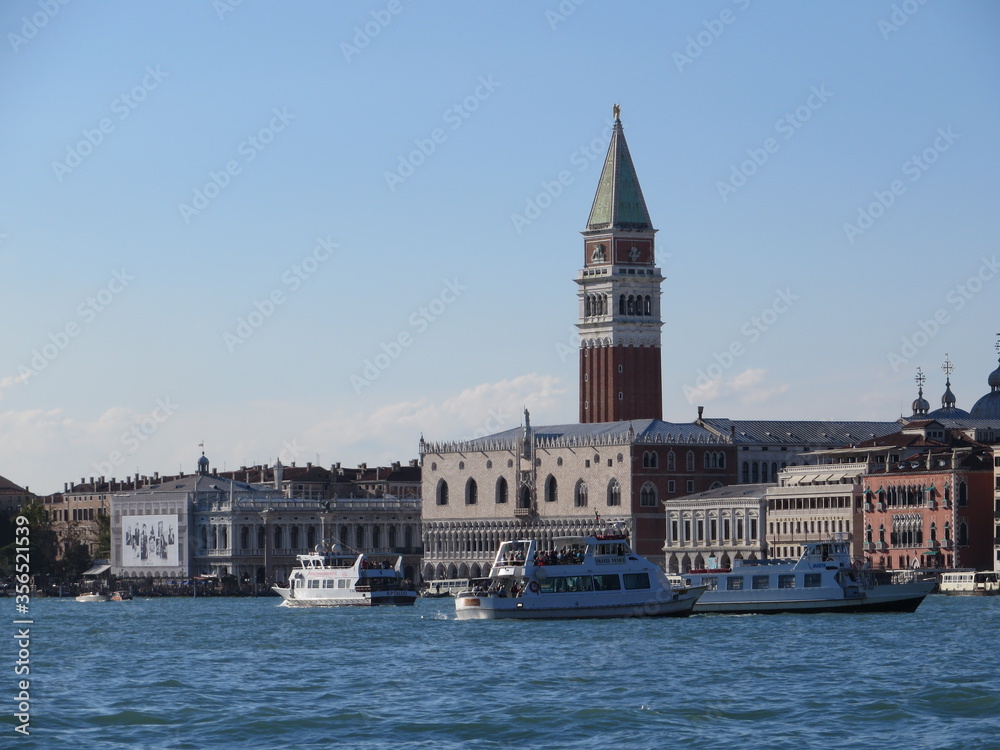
(927, 404), (971, 419)
(910, 393), (930, 416)
(970, 354), (1000, 419)
(198, 453), (209, 465)
(989, 361), (1000, 389)
(970, 390), (1000, 419)
(909, 369), (930, 418)
(928, 360), (969, 418)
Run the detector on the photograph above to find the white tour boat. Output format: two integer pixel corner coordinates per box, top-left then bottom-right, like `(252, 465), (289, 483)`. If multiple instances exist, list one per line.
(938, 570), (1000, 596)
(673, 536), (935, 615)
(454, 532), (705, 620)
(272, 543), (417, 607)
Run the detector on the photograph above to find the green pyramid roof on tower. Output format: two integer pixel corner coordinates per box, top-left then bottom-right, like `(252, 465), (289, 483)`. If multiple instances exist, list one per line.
(586, 110), (654, 232)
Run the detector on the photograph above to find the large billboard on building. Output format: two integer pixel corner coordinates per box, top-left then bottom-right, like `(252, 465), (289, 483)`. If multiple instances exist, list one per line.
(121, 514), (179, 567)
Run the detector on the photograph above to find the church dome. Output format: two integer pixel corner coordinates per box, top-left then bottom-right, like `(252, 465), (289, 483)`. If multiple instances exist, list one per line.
(970, 357), (1000, 419)
(928, 361), (970, 419)
(910, 393), (930, 416)
(927, 404), (971, 419)
(989, 361), (1000, 389)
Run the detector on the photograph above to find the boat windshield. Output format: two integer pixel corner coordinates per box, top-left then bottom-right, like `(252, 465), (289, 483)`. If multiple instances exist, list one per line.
(496, 541), (530, 565)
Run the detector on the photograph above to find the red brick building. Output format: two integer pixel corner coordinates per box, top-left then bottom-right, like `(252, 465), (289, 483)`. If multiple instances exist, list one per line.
(816, 420), (996, 570)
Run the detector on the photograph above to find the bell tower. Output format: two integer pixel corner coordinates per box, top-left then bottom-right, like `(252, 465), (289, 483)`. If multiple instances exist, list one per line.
(577, 106), (663, 423)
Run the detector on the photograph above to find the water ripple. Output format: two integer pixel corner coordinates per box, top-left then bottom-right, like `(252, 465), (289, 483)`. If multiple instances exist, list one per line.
(10, 594), (1000, 749)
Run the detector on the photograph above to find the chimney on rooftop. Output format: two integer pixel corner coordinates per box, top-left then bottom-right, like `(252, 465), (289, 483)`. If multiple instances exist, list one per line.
(697, 406), (704, 420)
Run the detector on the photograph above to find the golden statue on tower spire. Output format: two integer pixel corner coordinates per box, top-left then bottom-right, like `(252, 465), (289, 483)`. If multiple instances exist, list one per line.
(613, 103), (620, 121)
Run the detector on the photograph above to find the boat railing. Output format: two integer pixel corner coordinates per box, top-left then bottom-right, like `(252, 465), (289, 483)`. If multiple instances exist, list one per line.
(532, 553), (585, 566)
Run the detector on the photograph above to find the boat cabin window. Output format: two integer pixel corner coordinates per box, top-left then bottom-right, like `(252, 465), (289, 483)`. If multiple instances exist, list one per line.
(804, 574), (822, 588)
(323, 579), (334, 588)
(307, 580), (320, 589)
(339, 579), (348, 588)
(622, 572), (650, 590)
(726, 577), (744, 591)
(752, 575), (770, 590)
(595, 542), (630, 556)
(778, 575), (796, 589)
(539, 575), (595, 594)
(701, 576), (719, 591)
(593, 574), (621, 591)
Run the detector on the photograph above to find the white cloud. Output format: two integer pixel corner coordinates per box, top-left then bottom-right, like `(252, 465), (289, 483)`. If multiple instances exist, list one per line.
(682, 368), (789, 408)
(1, 374), (569, 494)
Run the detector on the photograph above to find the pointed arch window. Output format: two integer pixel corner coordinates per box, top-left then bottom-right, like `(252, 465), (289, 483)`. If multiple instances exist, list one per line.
(574, 480), (588, 508)
(518, 486), (531, 509)
(436, 479), (449, 506)
(958, 481), (968, 506)
(619, 295), (626, 315)
(639, 483), (657, 507)
(495, 476), (508, 504)
(544, 475), (558, 502)
(667, 450), (676, 471)
(607, 479), (621, 506)
(465, 478), (478, 505)
(686, 451), (695, 472)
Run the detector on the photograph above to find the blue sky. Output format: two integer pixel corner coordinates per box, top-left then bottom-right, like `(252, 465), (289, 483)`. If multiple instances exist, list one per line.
(2, 1), (999, 494)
